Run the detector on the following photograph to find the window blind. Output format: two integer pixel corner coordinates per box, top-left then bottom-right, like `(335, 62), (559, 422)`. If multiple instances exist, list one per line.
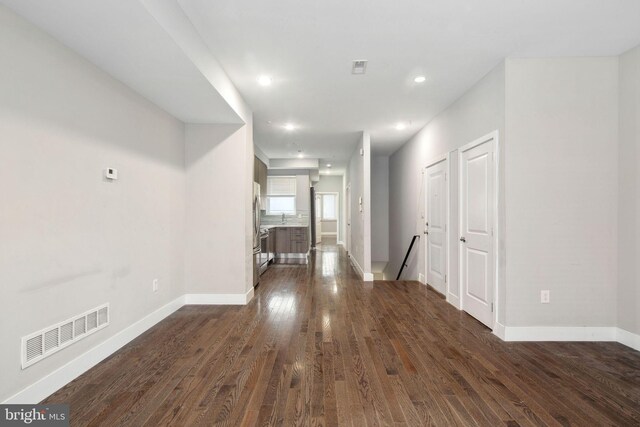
(267, 176), (296, 195)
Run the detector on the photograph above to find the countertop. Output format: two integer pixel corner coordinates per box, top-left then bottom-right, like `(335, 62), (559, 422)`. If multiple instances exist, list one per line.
(261, 224), (309, 230)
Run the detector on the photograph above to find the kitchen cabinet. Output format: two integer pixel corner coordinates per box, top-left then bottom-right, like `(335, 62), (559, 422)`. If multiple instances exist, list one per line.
(273, 226), (309, 255)
(254, 156), (268, 193)
(275, 227), (291, 253)
(268, 229), (276, 254)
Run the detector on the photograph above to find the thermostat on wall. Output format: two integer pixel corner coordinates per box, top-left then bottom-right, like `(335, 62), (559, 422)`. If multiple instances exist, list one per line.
(105, 168), (118, 180)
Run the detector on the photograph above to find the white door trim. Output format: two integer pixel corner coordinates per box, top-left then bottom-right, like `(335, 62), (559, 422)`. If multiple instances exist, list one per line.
(458, 130), (500, 330)
(345, 183), (351, 254)
(423, 153), (450, 297)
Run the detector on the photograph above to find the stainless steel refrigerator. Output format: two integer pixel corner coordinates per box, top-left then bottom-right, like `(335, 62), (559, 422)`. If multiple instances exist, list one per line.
(252, 182), (261, 287)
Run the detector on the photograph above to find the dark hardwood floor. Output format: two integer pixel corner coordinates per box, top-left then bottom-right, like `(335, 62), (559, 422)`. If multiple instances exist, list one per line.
(44, 243), (640, 426)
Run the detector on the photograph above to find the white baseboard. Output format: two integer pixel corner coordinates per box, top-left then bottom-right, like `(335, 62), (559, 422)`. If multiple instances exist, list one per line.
(616, 328), (640, 352)
(492, 321), (506, 340)
(418, 273), (426, 284)
(184, 288), (254, 305)
(348, 255), (373, 282)
(349, 254), (363, 279)
(337, 241), (344, 247)
(446, 293), (461, 310)
(4, 295), (186, 404)
(500, 326), (616, 342)
(492, 325), (640, 351)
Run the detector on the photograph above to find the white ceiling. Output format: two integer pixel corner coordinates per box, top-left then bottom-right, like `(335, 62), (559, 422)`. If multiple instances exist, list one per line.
(0, 0), (243, 124)
(3, 0), (640, 166)
(178, 0), (640, 159)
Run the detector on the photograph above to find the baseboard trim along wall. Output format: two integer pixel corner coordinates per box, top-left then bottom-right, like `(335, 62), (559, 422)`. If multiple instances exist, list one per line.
(3, 290), (256, 404)
(348, 254), (374, 282)
(615, 328), (640, 352)
(492, 324), (640, 352)
(184, 288), (254, 305)
(446, 293), (461, 310)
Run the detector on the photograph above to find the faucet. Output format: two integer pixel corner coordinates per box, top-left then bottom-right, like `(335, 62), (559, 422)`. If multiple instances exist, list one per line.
(281, 213), (286, 224)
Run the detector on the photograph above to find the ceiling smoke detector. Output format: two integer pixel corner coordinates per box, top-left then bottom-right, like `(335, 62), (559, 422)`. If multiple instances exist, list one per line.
(351, 60), (368, 75)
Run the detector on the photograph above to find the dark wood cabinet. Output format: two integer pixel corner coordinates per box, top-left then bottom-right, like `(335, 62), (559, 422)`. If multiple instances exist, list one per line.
(275, 227), (290, 253)
(268, 230), (276, 254)
(289, 227), (309, 253)
(254, 156), (268, 192)
(273, 226), (309, 255)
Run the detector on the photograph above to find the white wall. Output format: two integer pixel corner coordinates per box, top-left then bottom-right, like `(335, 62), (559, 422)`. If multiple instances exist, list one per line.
(184, 124), (253, 295)
(388, 63), (506, 316)
(618, 45), (640, 336)
(314, 175), (344, 242)
(345, 133), (372, 279)
(0, 7), (186, 402)
(371, 156), (389, 262)
(505, 57), (619, 327)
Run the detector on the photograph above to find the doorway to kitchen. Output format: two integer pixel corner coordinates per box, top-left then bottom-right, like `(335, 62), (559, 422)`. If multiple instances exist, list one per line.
(315, 192), (339, 246)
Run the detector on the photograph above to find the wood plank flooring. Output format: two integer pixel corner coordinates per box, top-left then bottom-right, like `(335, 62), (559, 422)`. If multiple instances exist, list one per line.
(44, 243), (640, 426)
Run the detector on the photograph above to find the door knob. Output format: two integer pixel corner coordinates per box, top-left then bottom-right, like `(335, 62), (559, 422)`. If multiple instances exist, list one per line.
(460, 237), (466, 243)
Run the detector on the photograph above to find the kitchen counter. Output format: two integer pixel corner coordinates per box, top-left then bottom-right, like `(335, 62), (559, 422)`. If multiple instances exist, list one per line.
(262, 224), (309, 229)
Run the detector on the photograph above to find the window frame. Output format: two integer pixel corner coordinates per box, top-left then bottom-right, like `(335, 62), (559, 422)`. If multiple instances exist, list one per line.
(266, 176), (297, 215)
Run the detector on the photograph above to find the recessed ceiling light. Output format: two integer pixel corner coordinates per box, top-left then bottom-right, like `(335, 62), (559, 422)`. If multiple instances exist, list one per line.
(326, 163), (332, 168)
(297, 153), (304, 158)
(284, 123), (295, 131)
(257, 75), (272, 86)
(395, 123), (406, 131)
(414, 75), (426, 83)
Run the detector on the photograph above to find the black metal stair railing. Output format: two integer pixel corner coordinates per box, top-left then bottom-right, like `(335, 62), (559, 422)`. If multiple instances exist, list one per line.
(396, 235), (420, 280)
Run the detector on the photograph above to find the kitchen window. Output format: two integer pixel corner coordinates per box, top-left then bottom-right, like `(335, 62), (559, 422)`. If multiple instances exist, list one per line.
(266, 176), (296, 215)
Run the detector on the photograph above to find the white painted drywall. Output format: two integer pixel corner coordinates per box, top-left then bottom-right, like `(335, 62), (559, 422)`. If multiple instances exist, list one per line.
(371, 156), (389, 262)
(388, 63), (505, 317)
(618, 45), (640, 336)
(184, 124), (254, 295)
(505, 57), (619, 327)
(315, 175), (344, 242)
(345, 133), (372, 279)
(0, 7), (186, 402)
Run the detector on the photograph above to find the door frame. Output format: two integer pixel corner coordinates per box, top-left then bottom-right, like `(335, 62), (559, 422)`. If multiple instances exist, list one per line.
(345, 183), (351, 254)
(457, 130), (500, 329)
(423, 153), (450, 297)
(316, 191), (340, 242)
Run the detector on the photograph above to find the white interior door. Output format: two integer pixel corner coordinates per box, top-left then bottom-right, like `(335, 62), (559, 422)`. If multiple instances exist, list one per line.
(424, 160), (447, 295)
(460, 136), (495, 328)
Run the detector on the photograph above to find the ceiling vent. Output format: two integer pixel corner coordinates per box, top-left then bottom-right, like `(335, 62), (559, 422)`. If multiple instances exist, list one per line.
(21, 303), (109, 369)
(351, 60), (368, 75)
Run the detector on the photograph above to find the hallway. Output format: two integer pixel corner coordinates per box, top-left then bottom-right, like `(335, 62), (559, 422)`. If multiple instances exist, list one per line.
(45, 244), (640, 426)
